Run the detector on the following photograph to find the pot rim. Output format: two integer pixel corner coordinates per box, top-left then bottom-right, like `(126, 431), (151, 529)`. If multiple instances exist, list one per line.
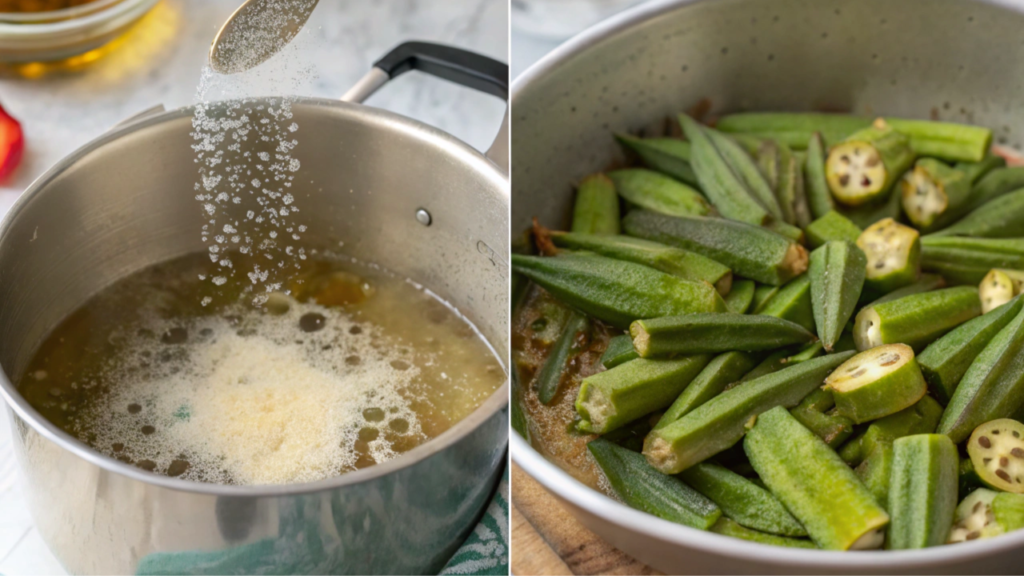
(0, 96), (509, 497)
(510, 0), (1024, 566)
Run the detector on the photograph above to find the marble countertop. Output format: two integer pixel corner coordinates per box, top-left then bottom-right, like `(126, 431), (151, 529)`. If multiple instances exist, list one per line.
(0, 0), (506, 573)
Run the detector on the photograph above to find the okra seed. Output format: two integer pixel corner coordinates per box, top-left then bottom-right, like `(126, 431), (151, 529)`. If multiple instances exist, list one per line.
(839, 174), (850, 186)
(841, 155), (850, 164)
(1016, 431), (1021, 439)
(985, 457), (992, 464)
(993, 429), (1001, 435)
(1013, 448), (1024, 458)
(980, 436), (992, 448)
(851, 368), (867, 378)
(861, 176), (871, 187)
(974, 502), (983, 513)
(997, 469), (1011, 482)
(967, 531), (981, 540)
(1001, 457), (1010, 467)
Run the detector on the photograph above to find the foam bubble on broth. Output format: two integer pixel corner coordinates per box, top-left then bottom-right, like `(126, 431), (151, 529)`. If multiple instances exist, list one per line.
(85, 299), (422, 485)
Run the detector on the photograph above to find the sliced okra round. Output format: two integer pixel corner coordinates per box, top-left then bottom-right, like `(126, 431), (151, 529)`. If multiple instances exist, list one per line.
(899, 159), (971, 231)
(948, 488), (1003, 543)
(856, 217), (921, 294)
(825, 344), (927, 424)
(980, 269), (1017, 314)
(825, 121), (914, 207)
(967, 418), (1024, 494)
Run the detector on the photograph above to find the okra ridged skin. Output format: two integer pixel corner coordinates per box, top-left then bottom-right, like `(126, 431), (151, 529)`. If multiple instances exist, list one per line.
(601, 333), (639, 369)
(855, 440), (895, 507)
(710, 518), (817, 549)
(809, 241), (867, 351)
(572, 173), (620, 235)
(744, 406), (890, 550)
(679, 114), (772, 226)
(804, 132), (836, 219)
(724, 279), (756, 314)
(918, 296), (1024, 405)
(839, 396), (944, 467)
(758, 273), (815, 332)
(716, 113), (992, 163)
(887, 434), (959, 549)
(956, 152), (1006, 186)
(839, 186), (904, 230)
(608, 168), (712, 218)
(655, 351), (758, 430)
(967, 167), (1024, 213)
(805, 211), (861, 249)
(921, 236), (1024, 285)
(643, 351), (854, 474)
(576, 355), (712, 434)
(550, 232), (733, 295)
(928, 188), (1024, 239)
(510, 253), (727, 330)
(535, 312), (590, 405)
(615, 134), (698, 186)
(776, 141), (812, 228)
(630, 313), (816, 358)
(623, 209), (808, 286)
(937, 303), (1024, 443)
(587, 438), (722, 530)
(853, 286), (981, 352)
(862, 273), (946, 309)
(704, 128), (784, 221)
(751, 284), (780, 314)
(679, 462), (807, 537)
(790, 389), (856, 449)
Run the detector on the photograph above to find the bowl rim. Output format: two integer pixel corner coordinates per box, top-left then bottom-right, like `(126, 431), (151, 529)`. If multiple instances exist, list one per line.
(0, 0), (156, 35)
(0, 0), (124, 23)
(0, 96), (510, 497)
(510, 0), (1024, 567)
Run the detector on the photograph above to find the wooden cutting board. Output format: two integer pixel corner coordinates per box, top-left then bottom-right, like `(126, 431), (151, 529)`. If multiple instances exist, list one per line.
(510, 463), (661, 575)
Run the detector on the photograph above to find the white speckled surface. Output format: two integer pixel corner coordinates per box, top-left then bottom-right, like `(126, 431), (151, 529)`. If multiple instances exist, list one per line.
(0, 1), (507, 573)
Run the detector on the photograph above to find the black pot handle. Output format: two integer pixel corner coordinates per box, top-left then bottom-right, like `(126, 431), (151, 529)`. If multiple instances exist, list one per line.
(374, 41), (508, 100)
(341, 41), (509, 174)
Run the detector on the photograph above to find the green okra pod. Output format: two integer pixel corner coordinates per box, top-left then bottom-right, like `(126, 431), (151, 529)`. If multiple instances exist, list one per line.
(587, 438), (722, 529)
(679, 114), (772, 226)
(918, 296), (1024, 404)
(855, 440), (895, 507)
(572, 173), (620, 235)
(655, 351), (759, 430)
(710, 518), (817, 549)
(777, 141), (812, 227)
(643, 351), (855, 474)
(826, 121), (915, 207)
(744, 406), (890, 550)
(607, 168), (712, 218)
(965, 166), (1024, 213)
(809, 241), (867, 351)
(853, 286), (981, 352)
(622, 209), (809, 286)
(630, 313), (816, 358)
(614, 134), (698, 186)
(737, 348), (792, 384)
(937, 303), (1024, 443)
(862, 273), (946, 308)
(928, 188), (1024, 239)
(900, 158), (972, 231)
(887, 434), (959, 550)
(921, 236), (1024, 285)
(757, 139), (780, 195)
(679, 462), (807, 537)
(838, 184), (904, 229)
(804, 132), (836, 219)
(724, 279), (756, 314)
(550, 231), (733, 295)
(511, 253), (727, 330)
(857, 217), (922, 294)
(535, 311), (591, 405)
(956, 152), (1006, 185)
(751, 284), (780, 314)
(839, 396), (944, 466)
(994, 493), (1024, 533)
(790, 388), (856, 449)
(805, 211), (861, 249)
(576, 355), (712, 434)
(966, 418), (1024, 494)
(757, 274), (814, 332)
(825, 344), (927, 424)
(601, 333), (639, 369)
(716, 113), (991, 163)
(704, 128), (784, 220)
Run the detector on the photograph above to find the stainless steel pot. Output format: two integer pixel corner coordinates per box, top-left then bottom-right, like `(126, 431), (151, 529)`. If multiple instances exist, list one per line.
(511, 0), (1024, 573)
(0, 42), (509, 575)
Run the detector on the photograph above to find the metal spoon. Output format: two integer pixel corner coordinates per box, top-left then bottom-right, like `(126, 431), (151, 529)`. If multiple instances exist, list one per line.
(209, 0), (319, 75)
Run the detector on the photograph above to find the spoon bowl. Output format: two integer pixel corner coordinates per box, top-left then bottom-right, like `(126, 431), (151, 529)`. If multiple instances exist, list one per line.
(209, 0), (319, 75)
